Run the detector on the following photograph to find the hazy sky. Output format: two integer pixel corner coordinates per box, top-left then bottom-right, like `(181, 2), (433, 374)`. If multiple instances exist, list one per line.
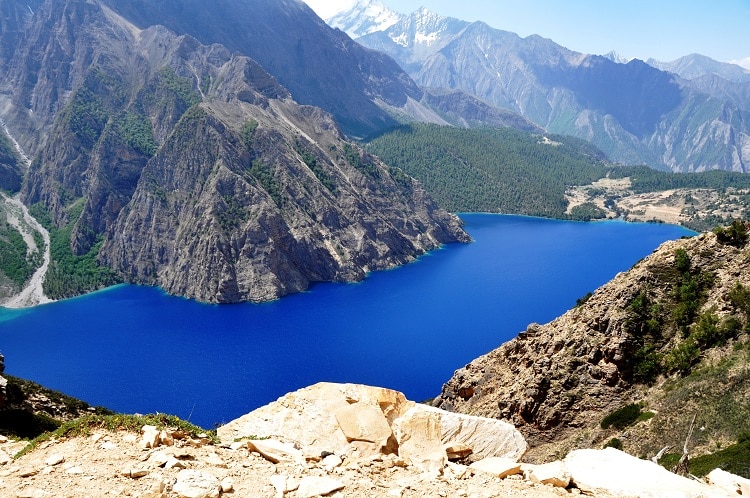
(303, 0), (750, 68)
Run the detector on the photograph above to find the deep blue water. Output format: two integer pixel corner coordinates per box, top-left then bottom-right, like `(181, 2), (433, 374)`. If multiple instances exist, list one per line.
(0, 215), (693, 428)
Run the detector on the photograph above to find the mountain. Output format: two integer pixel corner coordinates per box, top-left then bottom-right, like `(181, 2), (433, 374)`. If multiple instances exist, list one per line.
(354, 8), (750, 173)
(435, 221), (750, 464)
(326, 0), (401, 39)
(647, 54), (750, 84)
(0, 0), (468, 303)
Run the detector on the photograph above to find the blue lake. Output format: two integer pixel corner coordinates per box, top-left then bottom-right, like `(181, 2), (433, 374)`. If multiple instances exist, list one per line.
(0, 214), (693, 428)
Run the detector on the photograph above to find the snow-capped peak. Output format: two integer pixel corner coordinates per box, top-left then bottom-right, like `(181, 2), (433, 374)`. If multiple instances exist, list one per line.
(602, 51), (632, 64)
(327, 0), (403, 39)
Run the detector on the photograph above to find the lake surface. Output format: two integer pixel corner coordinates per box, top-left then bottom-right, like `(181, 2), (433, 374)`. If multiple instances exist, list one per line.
(0, 215), (693, 428)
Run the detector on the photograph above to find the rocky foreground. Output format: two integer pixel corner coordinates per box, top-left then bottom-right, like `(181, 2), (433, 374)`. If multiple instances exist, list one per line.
(1, 382), (748, 498)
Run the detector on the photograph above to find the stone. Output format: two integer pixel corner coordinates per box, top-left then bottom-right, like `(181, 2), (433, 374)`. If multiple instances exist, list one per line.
(218, 383), (410, 457)
(524, 461), (570, 488)
(121, 466), (150, 478)
(392, 405), (446, 474)
(706, 468), (750, 496)
(159, 430), (174, 447)
(220, 477), (235, 493)
(270, 474), (299, 497)
(65, 466), (84, 475)
(322, 454), (343, 472)
(0, 449), (10, 466)
(443, 442), (472, 461)
(44, 454), (64, 466)
(415, 405), (527, 461)
(296, 476), (345, 498)
(565, 448), (731, 498)
(335, 402), (393, 445)
(100, 441), (118, 450)
(148, 451), (171, 467)
(203, 452), (227, 468)
(468, 457), (522, 478)
(16, 488), (48, 498)
(165, 456), (187, 470)
(248, 439), (304, 464)
(172, 469), (221, 498)
(141, 425), (160, 449)
(18, 467), (40, 477)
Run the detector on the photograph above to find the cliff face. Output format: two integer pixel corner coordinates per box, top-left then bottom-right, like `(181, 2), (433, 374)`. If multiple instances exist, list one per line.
(0, 0), (468, 303)
(435, 224), (750, 460)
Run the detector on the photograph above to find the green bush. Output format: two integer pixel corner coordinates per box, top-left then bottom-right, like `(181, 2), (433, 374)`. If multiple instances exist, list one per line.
(601, 403), (643, 430)
(603, 437), (623, 450)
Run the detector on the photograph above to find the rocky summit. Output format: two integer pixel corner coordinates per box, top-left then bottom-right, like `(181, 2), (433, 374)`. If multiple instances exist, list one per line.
(1, 382), (748, 497)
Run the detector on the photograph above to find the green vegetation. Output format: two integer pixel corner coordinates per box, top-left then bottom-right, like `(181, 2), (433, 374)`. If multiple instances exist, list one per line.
(29, 202), (120, 299)
(296, 140), (337, 194)
(0, 217), (39, 288)
(365, 124), (607, 216)
(241, 119), (259, 149)
(569, 202), (606, 221)
(609, 165), (750, 193)
(659, 436), (750, 479)
(116, 112), (157, 156)
(344, 143), (381, 179)
(601, 403), (644, 430)
(217, 194), (249, 231)
(714, 219), (749, 247)
(14, 413), (215, 459)
(247, 159), (282, 206)
(603, 437), (623, 450)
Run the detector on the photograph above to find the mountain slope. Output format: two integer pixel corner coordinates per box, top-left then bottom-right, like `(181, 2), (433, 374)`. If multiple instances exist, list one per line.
(327, 0), (401, 38)
(0, 0), (468, 303)
(435, 222), (750, 463)
(354, 8), (750, 173)
(647, 54), (750, 84)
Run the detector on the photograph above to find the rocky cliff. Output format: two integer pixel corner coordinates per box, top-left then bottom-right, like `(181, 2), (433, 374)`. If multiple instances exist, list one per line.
(0, 0), (468, 303)
(435, 222), (750, 461)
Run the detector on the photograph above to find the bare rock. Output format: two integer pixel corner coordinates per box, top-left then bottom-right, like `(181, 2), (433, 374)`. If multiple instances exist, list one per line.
(141, 425), (160, 449)
(335, 402), (392, 445)
(43, 454), (64, 467)
(524, 461), (570, 488)
(247, 439), (304, 465)
(392, 405), (446, 474)
(172, 469), (221, 498)
(468, 457), (522, 478)
(443, 442), (472, 461)
(296, 476), (345, 498)
(565, 448), (731, 497)
(706, 468), (750, 496)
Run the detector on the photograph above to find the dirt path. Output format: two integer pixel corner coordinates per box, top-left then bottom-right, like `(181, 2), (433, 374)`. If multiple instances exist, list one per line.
(1, 193), (53, 308)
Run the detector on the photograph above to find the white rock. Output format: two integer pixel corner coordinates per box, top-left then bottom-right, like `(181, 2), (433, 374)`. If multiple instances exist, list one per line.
(220, 477), (234, 493)
(44, 453), (64, 466)
(524, 460), (570, 487)
(100, 441), (118, 451)
(148, 451), (171, 467)
(706, 468), (750, 496)
(165, 456), (187, 469)
(443, 442), (472, 461)
(173, 469), (221, 498)
(0, 449), (10, 465)
(322, 454), (343, 472)
(565, 448), (733, 498)
(414, 405), (527, 461)
(469, 457), (521, 478)
(335, 402), (393, 445)
(141, 425), (160, 449)
(296, 476), (345, 498)
(248, 439), (304, 464)
(65, 466), (84, 475)
(159, 430), (174, 447)
(218, 382), (410, 457)
(392, 405), (446, 475)
(270, 474), (299, 497)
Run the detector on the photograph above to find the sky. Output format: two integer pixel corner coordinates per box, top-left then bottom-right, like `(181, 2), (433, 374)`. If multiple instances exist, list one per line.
(303, 0), (750, 68)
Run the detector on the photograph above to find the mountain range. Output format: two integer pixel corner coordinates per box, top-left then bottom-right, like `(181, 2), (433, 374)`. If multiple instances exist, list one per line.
(0, 0), (469, 303)
(331, 1), (750, 173)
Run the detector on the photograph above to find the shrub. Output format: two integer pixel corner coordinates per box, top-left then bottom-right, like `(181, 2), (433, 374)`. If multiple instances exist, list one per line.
(604, 437), (623, 450)
(601, 403), (642, 430)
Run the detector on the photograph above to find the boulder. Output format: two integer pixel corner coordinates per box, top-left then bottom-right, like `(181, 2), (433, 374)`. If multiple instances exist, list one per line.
(706, 468), (750, 496)
(172, 469), (221, 498)
(416, 405), (527, 461)
(468, 457), (522, 478)
(564, 448), (733, 498)
(524, 461), (570, 487)
(443, 442), (472, 461)
(140, 425), (160, 449)
(392, 405), (446, 474)
(247, 439), (304, 465)
(217, 383), (410, 458)
(335, 402), (392, 446)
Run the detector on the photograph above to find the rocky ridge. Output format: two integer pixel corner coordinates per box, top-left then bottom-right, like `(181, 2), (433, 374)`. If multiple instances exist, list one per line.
(434, 223), (750, 462)
(2, 382), (748, 498)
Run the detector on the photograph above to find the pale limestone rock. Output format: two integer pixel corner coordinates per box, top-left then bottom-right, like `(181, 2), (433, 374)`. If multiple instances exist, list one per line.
(524, 461), (570, 488)
(218, 383), (410, 457)
(220, 477), (235, 493)
(100, 441), (118, 450)
(141, 425), (160, 449)
(139, 480), (166, 498)
(148, 451), (171, 467)
(565, 448), (732, 497)
(469, 457), (522, 478)
(172, 469), (221, 498)
(248, 439), (304, 464)
(0, 449), (10, 465)
(165, 456), (187, 470)
(335, 402), (392, 444)
(296, 476), (345, 498)
(445, 461), (469, 480)
(64, 466), (84, 475)
(322, 454), (343, 472)
(202, 452), (227, 468)
(392, 405), (446, 475)
(706, 468), (750, 496)
(16, 488), (48, 498)
(159, 430), (174, 447)
(443, 442), (472, 461)
(44, 453), (64, 466)
(270, 474), (299, 497)
(416, 405), (527, 461)
(121, 466), (150, 478)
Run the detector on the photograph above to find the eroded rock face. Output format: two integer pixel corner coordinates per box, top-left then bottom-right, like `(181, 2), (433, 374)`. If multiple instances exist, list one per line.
(434, 228), (750, 456)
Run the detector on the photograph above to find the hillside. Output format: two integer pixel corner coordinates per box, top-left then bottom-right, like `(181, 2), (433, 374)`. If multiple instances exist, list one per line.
(0, 0), (468, 304)
(435, 220), (750, 467)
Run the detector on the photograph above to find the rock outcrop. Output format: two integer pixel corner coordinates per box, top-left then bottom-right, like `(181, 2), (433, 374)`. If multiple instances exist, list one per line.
(434, 224), (750, 461)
